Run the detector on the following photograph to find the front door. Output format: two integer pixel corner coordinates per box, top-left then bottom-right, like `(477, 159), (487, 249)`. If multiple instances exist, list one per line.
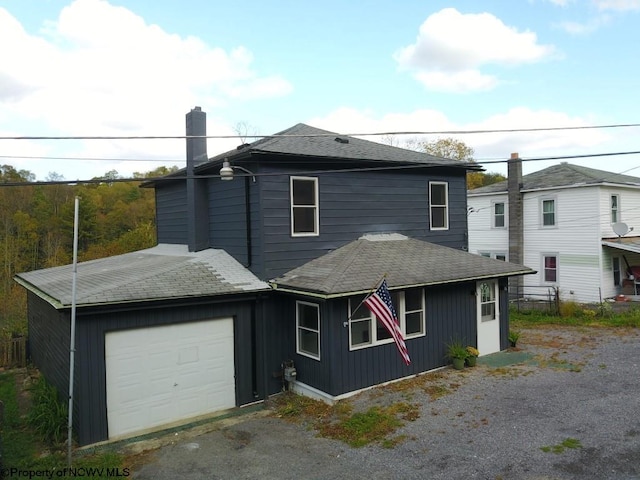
(476, 280), (500, 356)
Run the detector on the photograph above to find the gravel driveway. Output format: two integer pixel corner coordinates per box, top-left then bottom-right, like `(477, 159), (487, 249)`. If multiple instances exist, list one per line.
(128, 326), (640, 480)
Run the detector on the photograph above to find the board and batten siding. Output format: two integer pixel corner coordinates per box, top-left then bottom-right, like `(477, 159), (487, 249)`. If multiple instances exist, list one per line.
(155, 182), (188, 245)
(286, 283), (479, 398)
(30, 298), (258, 446)
(259, 167), (469, 280)
(467, 193), (509, 258)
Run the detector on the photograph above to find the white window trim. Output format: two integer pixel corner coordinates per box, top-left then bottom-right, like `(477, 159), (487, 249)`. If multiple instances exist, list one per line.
(290, 176), (319, 237)
(611, 194), (620, 224)
(348, 289), (426, 351)
(540, 197), (557, 228)
(492, 201), (507, 229)
(479, 280), (499, 323)
(429, 181), (449, 230)
(479, 251), (508, 261)
(542, 253), (559, 284)
(296, 300), (320, 360)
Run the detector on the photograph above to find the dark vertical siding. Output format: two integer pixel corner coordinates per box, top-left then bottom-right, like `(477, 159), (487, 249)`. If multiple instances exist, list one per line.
(155, 183), (187, 244)
(259, 165), (468, 280)
(499, 277), (510, 350)
(271, 283), (477, 397)
(32, 298), (259, 446)
(209, 174), (263, 277)
(27, 293), (72, 415)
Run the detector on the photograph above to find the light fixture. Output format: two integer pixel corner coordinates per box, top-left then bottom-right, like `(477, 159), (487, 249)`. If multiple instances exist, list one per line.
(219, 159), (256, 182)
(220, 159), (234, 180)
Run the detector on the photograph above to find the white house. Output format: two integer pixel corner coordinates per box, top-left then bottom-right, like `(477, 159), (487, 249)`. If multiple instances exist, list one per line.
(468, 160), (640, 303)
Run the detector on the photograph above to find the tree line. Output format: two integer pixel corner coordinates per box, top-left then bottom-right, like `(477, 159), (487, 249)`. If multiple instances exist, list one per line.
(0, 164), (177, 339)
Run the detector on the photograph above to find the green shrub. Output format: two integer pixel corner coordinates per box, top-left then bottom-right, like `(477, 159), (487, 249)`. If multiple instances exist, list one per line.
(27, 376), (68, 445)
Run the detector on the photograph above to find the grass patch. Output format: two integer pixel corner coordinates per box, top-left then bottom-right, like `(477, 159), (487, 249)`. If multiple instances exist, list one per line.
(540, 437), (583, 454)
(0, 371), (125, 478)
(271, 392), (420, 448)
(511, 304), (640, 328)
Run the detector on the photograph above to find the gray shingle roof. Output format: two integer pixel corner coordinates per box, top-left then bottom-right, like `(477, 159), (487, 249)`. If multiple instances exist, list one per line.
(151, 124), (481, 184)
(469, 163), (640, 195)
(14, 244), (270, 309)
(270, 233), (534, 296)
(217, 123), (478, 167)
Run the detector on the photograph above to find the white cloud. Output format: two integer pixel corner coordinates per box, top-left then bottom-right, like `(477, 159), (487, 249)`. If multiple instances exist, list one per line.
(0, 0), (292, 179)
(308, 106), (617, 175)
(594, 0), (640, 11)
(394, 8), (555, 93)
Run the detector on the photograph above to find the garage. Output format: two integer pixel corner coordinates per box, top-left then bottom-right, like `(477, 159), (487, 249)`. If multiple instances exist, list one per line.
(105, 317), (235, 439)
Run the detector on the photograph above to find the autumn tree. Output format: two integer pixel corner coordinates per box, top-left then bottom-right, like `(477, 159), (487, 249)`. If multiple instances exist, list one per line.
(421, 138), (505, 190)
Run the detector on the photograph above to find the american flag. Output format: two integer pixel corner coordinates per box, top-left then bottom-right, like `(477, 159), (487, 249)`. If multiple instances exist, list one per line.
(364, 279), (411, 365)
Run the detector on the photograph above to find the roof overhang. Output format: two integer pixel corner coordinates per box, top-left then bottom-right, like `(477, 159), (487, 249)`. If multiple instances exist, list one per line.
(602, 237), (640, 255)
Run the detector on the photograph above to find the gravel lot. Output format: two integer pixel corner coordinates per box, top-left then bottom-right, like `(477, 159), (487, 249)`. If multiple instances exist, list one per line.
(129, 326), (640, 480)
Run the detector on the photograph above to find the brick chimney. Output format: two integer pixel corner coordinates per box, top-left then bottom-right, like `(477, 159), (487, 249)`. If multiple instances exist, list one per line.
(186, 107), (210, 252)
(508, 152), (523, 295)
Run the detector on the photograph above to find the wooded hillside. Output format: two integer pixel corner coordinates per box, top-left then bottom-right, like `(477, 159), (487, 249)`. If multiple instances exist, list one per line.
(0, 164), (176, 339)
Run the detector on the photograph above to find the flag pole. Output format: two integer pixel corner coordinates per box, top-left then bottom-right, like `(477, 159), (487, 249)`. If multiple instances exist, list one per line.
(347, 272), (388, 322)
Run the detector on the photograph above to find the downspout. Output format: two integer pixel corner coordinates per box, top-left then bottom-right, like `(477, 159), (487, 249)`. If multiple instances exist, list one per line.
(244, 175), (252, 267)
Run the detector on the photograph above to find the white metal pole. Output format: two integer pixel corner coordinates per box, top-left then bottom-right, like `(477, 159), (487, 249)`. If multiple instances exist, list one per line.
(67, 196), (79, 467)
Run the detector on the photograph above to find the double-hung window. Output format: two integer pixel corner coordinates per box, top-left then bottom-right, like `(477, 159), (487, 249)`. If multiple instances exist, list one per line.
(543, 255), (558, 283)
(541, 199), (556, 227)
(290, 176), (319, 236)
(348, 288), (425, 350)
(296, 301), (320, 360)
(611, 195), (620, 223)
(493, 202), (505, 228)
(429, 182), (449, 230)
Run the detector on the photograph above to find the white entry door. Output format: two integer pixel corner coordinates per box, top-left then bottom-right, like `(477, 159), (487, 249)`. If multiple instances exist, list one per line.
(105, 318), (235, 439)
(476, 280), (501, 356)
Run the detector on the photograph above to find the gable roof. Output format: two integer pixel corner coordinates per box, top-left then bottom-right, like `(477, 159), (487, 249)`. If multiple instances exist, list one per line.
(14, 244), (270, 309)
(270, 233), (534, 297)
(469, 163), (640, 195)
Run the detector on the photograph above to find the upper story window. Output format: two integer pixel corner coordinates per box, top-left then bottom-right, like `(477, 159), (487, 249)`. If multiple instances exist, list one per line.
(611, 195), (620, 223)
(290, 177), (319, 236)
(296, 301), (320, 360)
(348, 288), (425, 350)
(541, 199), (556, 227)
(429, 182), (449, 230)
(493, 202), (506, 228)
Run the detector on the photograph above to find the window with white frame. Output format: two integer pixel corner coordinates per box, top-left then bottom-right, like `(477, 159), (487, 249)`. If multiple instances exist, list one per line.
(296, 301), (320, 360)
(290, 176), (319, 236)
(479, 251), (507, 261)
(543, 254), (558, 283)
(611, 195), (620, 223)
(348, 288), (425, 349)
(479, 281), (497, 322)
(493, 202), (506, 228)
(613, 256), (621, 286)
(429, 182), (449, 230)
(541, 198), (556, 227)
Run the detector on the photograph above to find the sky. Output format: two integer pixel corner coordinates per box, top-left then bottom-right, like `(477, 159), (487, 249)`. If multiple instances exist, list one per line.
(1, 0), (640, 181)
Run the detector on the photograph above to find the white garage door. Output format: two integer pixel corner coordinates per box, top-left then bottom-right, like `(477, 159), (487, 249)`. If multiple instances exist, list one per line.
(105, 318), (235, 439)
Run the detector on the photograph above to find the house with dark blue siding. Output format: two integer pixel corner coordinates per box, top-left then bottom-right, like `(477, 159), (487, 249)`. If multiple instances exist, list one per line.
(15, 107), (533, 446)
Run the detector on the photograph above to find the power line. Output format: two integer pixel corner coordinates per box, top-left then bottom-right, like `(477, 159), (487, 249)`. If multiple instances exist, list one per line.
(1, 122), (640, 141)
(3, 149), (640, 187)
